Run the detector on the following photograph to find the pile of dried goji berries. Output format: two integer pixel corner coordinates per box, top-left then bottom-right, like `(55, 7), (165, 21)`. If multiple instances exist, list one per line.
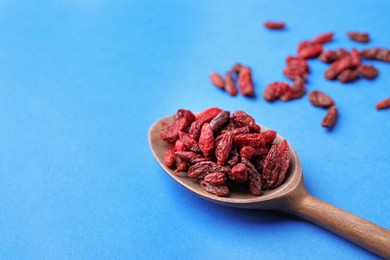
(159, 107), (290, 197)
(210, 63), (255, 97)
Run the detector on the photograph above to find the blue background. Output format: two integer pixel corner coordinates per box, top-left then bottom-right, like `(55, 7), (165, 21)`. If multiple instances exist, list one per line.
(0, 0), (389, 259)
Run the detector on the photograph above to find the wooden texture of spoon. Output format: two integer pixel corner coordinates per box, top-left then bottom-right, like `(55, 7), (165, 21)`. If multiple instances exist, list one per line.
(149, 115), (390, 258)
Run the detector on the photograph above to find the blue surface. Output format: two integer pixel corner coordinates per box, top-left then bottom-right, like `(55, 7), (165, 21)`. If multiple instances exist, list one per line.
(0, 0), (389, 259)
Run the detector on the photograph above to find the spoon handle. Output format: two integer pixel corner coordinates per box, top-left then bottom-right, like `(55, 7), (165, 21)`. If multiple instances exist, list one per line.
(288, 193), (390, 258)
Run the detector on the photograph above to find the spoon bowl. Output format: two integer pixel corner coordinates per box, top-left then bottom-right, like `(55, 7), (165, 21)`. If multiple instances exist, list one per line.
(149, 114), (390, 258)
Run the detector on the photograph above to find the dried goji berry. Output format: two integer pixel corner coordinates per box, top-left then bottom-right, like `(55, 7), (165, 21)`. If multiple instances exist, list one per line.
(200, 180), (229, 196)
(221, 127), (250, 138)
(290, 77), (306, 99)
(210, 72), (225, 89)
(242, 159), (262, 196)
(173, 109), (196, 126)
(321, 105), (338, 129)
(312, 32), (334, 44)
(262, 145), (280, 188)
(215, 131), (233, 165)
(164, 150), (176, 168)
(375, 97), (390, 110)
(324, 56), (352, 79)
(227, 147), (240, 167)
(231, 111), (260, 133)
(198, 123), (214, 158)
(240, 146), (256, 161)
(196, 107), (223, 121)
(174, 160), (189, 174)
(204, 172), (227, 185)
(264, 21), (285, 29)
(237, 66), (255, 96)
(283, 65), (308, 81)
(347, 32), (370, 43)
(210, 111), (230, 133)
(230, 63), (243, 74)
(252, 155), (267, 173)
(188, 161), (231, 179)
(263, 82), (291, 102)
(350, 48), (361, 68)
(174, 139), (187, 152)
(297, 40), (312, 52)
(178, 131), (201, 153)
(261, 130), (277, 143)
(273, 140), (290, 188)
(234, 134), (265, 147)
(224, 72), (238, 96)
(308, 90), (335, 108)
(286, 57), (310, 72)
(358, 64), (378, 79)
(319, 48), (349, 63)
(253, 144), (271, 156)
(274, 81), (293, 102)
(298, 43), (323, 59)
(361, 48), (390, 62)
(159, 117), (187, 142)
(337, 69), (359, 83)
(174, 151), (209, 164)
(231, 163), (248, 183)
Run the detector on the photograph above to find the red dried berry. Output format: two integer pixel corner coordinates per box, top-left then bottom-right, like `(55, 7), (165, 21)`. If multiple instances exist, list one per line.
(240, 146), (256, 161)
(174, 139), (187, 152)
(188, 161), (231, 179)
(234, 134), (265, 147)
(290, 77), (306, 99)
(312, 32), (334, 44)
(199, 123), (214, 158)
(350, 48), (361, 68)
(210, 72), (225, 89)
(298, 43), (323, 59)
(173, 109), (196, 126)
(321, 106), (338, 129)
(253, 145), (271, 156)
(375, 97), (390, 110)
(159, 117), (187, 142)
(273, 140), (290, 188)
(297, 40), (312, 52)
(347, 32), (370, 43)
(283, 65), (308, 81)
(196, 107), (223, 121)
(204, 172), (227, 185)
(231, 111), (260, 133)
(262, 145), (280, 187)
(358, 64), (378, 79)
(227, 147), (240, 167)
(274, 81), (293, 102)
(237, 66), (255, 96)
(263, 82), (291, 102)
(231, 163), (248, 183)
(361, 48), (390, 62)
(264, 21), (285, 29)
(200, 181), (229, 196)
(337, 69), (359, 83)
(164, 150), (176, 168)
(215, 131), (233, 165)
(174, 160), (189, 174)
(261, 130), (277, 143)
(174, 151), (209, 164)
(230, 63), (244, 74)
(221, 127), (250, 138)
(324, 56), (352, 79)
(242, 159), (262, 196)
(308, 90), (335, 108)
(224, 72), (238, 96)
(210, 110), (231, 133)
(178, 131), (201, 153)
(319, 48), (350, 63)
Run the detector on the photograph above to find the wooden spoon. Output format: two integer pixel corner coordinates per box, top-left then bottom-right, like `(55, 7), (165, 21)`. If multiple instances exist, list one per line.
(149, 115), (390, 258)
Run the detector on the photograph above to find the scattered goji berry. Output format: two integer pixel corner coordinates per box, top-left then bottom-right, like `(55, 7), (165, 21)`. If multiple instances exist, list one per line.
(297, 40), (311, 52)
(350, 48), (361, 68)
(264, 21), (285, 29)
(224, 72), (238, 96)
(324, 56), (352, 79)
(375, 97), (390, 110)
(210, 72), (225, 89)
(298, 43), (323, 59)
(308, 90), (335, 108)
(290, 77), (306, 99)
(230, 63), (244, 74)
(361, 48), (390, 62)
(337, 69), (359, 83)
(312, 32), (334, 44)
(347, 32), (370, 43)
(321, 105), (338, 129)
(358, 64), (378, 79)
(237, 66), (255, 96)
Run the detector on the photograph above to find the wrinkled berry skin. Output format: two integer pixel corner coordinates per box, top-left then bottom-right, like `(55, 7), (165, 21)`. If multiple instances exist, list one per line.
(210, 72), (225, 89)
(308, 90), (335, 108)
(322, 106), (338, 129)
(347, 32), (370, 43)
(237, 66), (255, 96)
(264, 21), (285, 29)
(358, 64), (378, 79)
